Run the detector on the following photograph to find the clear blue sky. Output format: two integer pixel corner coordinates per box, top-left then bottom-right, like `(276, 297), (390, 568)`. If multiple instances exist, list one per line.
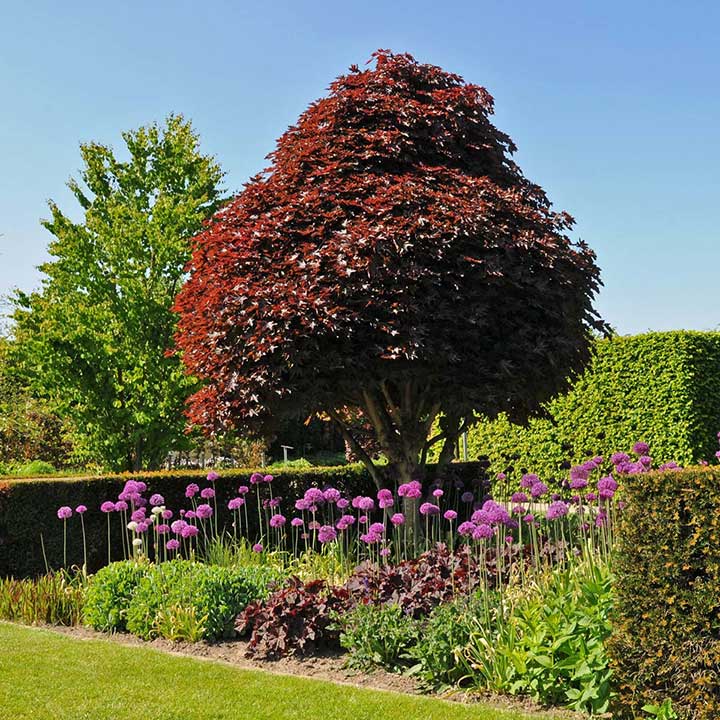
(1, 0), (718, 334)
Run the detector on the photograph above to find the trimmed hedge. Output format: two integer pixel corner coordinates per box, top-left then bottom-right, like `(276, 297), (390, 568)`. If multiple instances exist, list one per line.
(0, 462), (487, 578)
(438, 331), (720, 480)
(608, 466), (720, 719)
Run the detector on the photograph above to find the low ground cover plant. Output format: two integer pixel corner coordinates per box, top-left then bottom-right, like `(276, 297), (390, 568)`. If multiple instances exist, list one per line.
(0, 572), (85, 626)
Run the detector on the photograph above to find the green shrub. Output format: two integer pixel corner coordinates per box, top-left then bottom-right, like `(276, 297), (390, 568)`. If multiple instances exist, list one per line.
(84, 560), (150, 632)
(339, 603), (419, 672)
(125, 560), (280, 641)
(608, 466), (720, 720)
(435, 332), (720, 481)
(0, 572), (86, 626)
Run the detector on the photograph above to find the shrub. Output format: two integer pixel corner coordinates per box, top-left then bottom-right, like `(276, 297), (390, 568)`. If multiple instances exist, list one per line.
(84, 560), (150, 632)
(438, 332), (720, 481)
(237, 578), (352, 659)
(608, 466), (720, 720)
(125, 560), (279, 641)
(339, 603), (419, 672)
(0, 572), (85, 626)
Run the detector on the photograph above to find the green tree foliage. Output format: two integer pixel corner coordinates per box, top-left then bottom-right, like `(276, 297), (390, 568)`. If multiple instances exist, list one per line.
(11, 115), (225, 471)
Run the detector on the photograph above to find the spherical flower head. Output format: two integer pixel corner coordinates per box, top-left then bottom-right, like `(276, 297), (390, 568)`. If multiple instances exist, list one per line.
(185, 510), (196, 520)
(520, 473), (539, 489)
(135, 521), (149, 533)
(200, 487), (215, 500)
(185, 483), (200, 498)
(632, 441), (649, 456)
(75, 505), (87, 515)
(546, 501), (569, 521)
(379, 547), (391, 557)
(585, 492), (597, 502)
(252, 543), (263, 553)
(319, 487), (338, 504)
(166, 539), (180, 551)
(291, 517), (304, 527)
(238, 485), (249, 495)
(522, 513), (535, 524)
(181, 524), (199, 538)
(398, 480), (422, 499)
(419, 502), (440, 516)
(207, 471), (219, 482)
(505, 535), (514, 544)
(304, 488), (325, 505)
(530, 481), (548, 499)
(171, 520), (187, 534)
(377, 489), (394, 508)
(610, 452), (630, 466)
(57, 506), (72, 520)
(461, 491), (474, 503)
(472, 523), (494, 540)
(295, 498), (309, 511)
(592, 456), (604, 466)
(263, 474), (273, 483)
(136, 481), (147, 494)
(228, 497), (245, 511)
(114, 500), (128, 512)
(269, 513), (286, 528)
(149, 493), (165, 507)
(123, 480), (139, 495)
(196, 504), (213, 519)
(358, 496), (375, 512)
(458, 521), (476, 536)
(570, 465), (590, 483)
(131, 494), (147, 508)
(659, 461), (681, 471)
(131, 509), (146, 523)
(360, 532), (381, 545)
(336, 498), (349, 509)
(308, 520), (321, 530)
(432, 488), (444, 498)
(151, 505), (163, 515)
(390, 512), (405, 526)
(511, 492), (528, 504)
(127, 521), (138, 531)
(369, 522), (385, 535)
(338, 514), (355, 528)
(250, 472), (264, 485)
(317, 525), (337, 543)
(101, 501), (115, 513)
(482, 500), (509, 525)
(471, 509), (490, 524)
(163, 509), (173, 521)
(358, 515), (368, 525)
(496, 472), (506, 481)
(597, 475), (618, 493)
(132, 538), (143, 548)
(569, 476), (588, 490)
(156, 523), (170, 534)
(443, 509), (458, 521)
(639, 455), (652, 467)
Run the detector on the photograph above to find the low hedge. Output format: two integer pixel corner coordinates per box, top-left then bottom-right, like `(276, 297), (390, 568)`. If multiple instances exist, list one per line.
(608, 466), (720, 719)
(435, 332), (720, 480)
(0, 461), (486, 578)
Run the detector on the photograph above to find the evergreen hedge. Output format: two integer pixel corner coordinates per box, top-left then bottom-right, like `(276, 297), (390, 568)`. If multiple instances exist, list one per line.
(608, 465), (720, 719)
(0, 462), (486, 578)
(439, 331), (720, 480)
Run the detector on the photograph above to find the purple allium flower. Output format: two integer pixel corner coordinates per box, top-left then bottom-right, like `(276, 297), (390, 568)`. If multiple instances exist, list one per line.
(269, 513), (286, 528)
(317, 525), (337, 543)
(419, 502), (440, 516)
(149, 494), (164, 506)
(598, 475), (618, 499)
(592, 456), (604, 465)
(632, 441), (650, 455)
(546, 501), (569, 521)
(551, 493), (562, 501)
(397, 481), (422, 499)
(185, 510), (196, 520)
(461, 491), (474, 503)
(511, 492), (528, 504)
(379, 547), (391, 557)
(250, 472), (264, 485)
(496, 472), (506, 481)
(570, 476), (588, 490)
(357, 496), (375, 512)
(136, 481), (147, 493)
(207, 471), (219, 482)
(369, 522), (385, 535)
(135, 521), (149, 533)
(101, 501), (115, 513)
(185, 483), (200, 498)
(520, 473), (539, 489)
(132, 494), (147, 508)
(377, 488), (394, 508)
(181, 525), (199, 539)
(196, 504), (213, 519)
(269, 497), (281, 509)
(114, 500), (128, 512)
(295, 499), (309, 511)
(390, 512), (405, 526)
(611, 452), (630, 466)
(252, 543), (263, 553)
(530, 481), (548, 498)
(156, 523), (170, 534)
(123, 480), (139, 494)
(639, 455), (652, 467)
(323, 488), (341, 503)
(171, 520), (187, 535)
(595, 511), (607, 527)
(482, 500), (510, 525)
(570, 465), (590, 483)
(585, 492), (597, 502)
(74, 505), (87, 515)
(472, 523), (494, 540)
(166, 539), (180, 551)
(337, 514), (355, 528)
(304, 488), (325, 505)
(308, 520), (321, 531)
(444, 509), (458, 521)
(263, 474), (273, 483)
(238, 485), (249, 495)
(360, 532), (381, 545)
(291, 517), (304, 527)
(523, 514), (535, 524)
(471, 509), (490, 524)
(458, 521), (476, 536)
(131, 509), (146, 523)
(228, 497), (245, 511)
(659, 461), (681, 471)
(505, 535), (514, 544)
(358, 515), (368, 525)
(432, 488), (444, 498)
(336, 498), (349, 509)
(200, 487), (215, 500)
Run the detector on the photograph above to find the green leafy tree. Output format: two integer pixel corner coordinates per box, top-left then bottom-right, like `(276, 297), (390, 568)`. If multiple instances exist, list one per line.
(12, 115), (225, 471)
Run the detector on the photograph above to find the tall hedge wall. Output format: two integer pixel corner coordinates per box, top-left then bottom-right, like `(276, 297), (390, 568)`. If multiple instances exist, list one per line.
(608, 466), (720, 719)
(438, 331), (720, 479)
(0, 462), (487, 578)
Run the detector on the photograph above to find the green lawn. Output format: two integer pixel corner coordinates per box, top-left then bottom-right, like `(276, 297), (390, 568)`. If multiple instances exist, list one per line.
(0, 622), (564, 720)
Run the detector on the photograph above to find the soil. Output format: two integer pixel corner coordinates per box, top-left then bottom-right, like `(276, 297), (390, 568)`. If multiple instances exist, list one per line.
(44, 624), (581, 718)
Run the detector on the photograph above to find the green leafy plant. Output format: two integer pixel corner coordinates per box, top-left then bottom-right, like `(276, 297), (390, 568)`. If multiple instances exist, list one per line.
(84, 560), (150, 632)
(0, 572), (85, 625)
(339, 603), (419, 672)
(153, 603), (208, 643)
(643, 699), (679, 720)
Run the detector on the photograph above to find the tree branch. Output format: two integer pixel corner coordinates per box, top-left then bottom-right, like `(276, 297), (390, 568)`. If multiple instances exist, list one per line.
(327, 407), (384, 489)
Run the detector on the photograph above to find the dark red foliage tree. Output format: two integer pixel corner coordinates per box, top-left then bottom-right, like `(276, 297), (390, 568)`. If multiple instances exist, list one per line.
(174, 50), (605, 489)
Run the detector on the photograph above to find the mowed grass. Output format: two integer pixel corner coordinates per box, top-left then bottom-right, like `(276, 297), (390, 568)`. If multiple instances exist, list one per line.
(0, 622), (565, 720)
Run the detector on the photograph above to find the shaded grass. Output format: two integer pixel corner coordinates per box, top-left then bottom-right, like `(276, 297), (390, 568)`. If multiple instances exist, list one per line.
(0, 622), (565, 720)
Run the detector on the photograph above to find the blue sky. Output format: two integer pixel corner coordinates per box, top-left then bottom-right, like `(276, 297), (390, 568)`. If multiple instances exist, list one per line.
(1, 0), (718, 334)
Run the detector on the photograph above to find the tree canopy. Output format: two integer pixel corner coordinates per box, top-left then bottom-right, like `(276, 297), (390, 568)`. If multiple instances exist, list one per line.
(13, 115), (225, 471)
(174, 51), (604, 487)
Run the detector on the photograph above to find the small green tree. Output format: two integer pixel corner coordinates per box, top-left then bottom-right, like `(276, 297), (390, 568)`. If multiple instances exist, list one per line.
(12, 115), (225, 471)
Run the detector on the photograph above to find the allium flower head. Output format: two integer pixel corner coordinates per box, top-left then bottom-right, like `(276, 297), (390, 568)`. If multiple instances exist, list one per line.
(132, 538), (143, 548)
(520, 473), (539, 489)
(101, 501), (115, 513)
(57, 506), (72, 520)
(377, 488), (394, 508)
(369, 522), (385, 535)
(461, 491), (474, 503)
(530, 481), (548, 498)
(304, 488), (325, 505)
(336, 498), (349, 509)
(238, 485), (250, 495)
(610, 452), (630, 466)
(196, 504), (213, 519)
(228, 497), (245, 511)
(546, 501), (569, 521)
(317, 525), (337, 543)
(419, 502), (440, 516)
(263, 474), (273, 483)
(357, 496), (375, 512)
(397, 481), (422, 499)
(171, 520), (187, 534)
(181, 525), (199, 538)
(166, 539), (180, 551)
(291, 517), (304, 527)
(443, 509), (457, 521)
(639, 455), (652, 467)
(432, 488), (444, 498)
(252, 543), (263, 553)
(207, 471), (219, 482)
(390, 512), (405, 526)
(114, 500), (128, 512)
(496, 472), (506, 481)
(632, 441), (650, 455)
(156, 523), (170, 534)
(458, 521), (475, 536)
(379, 547), (391, 557)
(75, 505), (87, 515)
(250, 472), (264, 485)
(511, 492), (528, 504)
(472, 523), (494, 540)
(185, 510), (196, 520)
(269, 513), (286, 528)
(200, 487), (215, 499)
(185, 483), (200, 498)
(131, 509), (146, 523)
(150, 494), (164, 506)
(323, 488), (341, 503)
